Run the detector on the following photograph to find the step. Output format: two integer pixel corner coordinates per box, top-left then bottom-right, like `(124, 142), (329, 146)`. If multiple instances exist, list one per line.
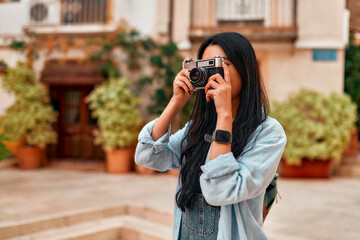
(336, 165), (360, 178)
(48, 160), (106, 171)
(6, 215), (172, 240)
(0, 204), (173, 240)
(0, 157), (17, 169)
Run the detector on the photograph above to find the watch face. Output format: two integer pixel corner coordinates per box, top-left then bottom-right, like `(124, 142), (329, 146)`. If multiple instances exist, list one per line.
(215, 130), (231, 143)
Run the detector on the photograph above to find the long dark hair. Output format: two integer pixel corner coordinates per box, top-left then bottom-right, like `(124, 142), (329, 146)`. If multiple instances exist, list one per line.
(175, 32), (269, 211)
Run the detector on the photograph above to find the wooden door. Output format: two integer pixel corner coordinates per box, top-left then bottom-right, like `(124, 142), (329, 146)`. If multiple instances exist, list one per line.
(49, 86), (105, 160)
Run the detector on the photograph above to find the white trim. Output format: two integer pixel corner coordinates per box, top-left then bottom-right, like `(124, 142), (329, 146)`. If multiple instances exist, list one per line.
(295, 40), (346, 49)
(24, 24), (117, 35)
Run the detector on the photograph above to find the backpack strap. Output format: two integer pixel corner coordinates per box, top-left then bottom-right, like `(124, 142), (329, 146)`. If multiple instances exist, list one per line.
(263, 173), (280, 221)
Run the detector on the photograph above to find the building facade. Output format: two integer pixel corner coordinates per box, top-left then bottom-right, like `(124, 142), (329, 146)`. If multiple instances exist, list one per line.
(0, 0), (350, 162)
(169, 0), (349, 102)
(348, 0), (360, 44)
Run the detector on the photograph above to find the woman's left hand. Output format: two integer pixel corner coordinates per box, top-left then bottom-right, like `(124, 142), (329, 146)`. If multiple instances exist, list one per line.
(205, 61), (232, 116)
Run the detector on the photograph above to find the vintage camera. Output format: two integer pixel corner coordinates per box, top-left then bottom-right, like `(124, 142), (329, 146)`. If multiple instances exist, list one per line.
(184, 56), (225, 90)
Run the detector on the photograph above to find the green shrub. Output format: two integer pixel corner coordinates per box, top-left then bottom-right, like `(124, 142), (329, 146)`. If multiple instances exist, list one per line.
(270, 89), (357, 165)
(0, 63), (58, 148)
(345, 44), (360, 134)
(85, 77), (142, 150)
(0, 134), (11, 161)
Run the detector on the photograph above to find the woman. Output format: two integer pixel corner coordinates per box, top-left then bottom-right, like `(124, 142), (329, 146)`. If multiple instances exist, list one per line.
(135, 32), (287, 240)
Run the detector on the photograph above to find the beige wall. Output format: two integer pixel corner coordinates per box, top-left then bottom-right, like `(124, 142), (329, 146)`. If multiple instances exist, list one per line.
(296, 0), (348, 48)
(172, 0), (191, 48)
(262, 0), (347, 103)
(0, 48), (25, 68)
(113, 0), (158, 37)
(0, 1), (29, 36)
(254, 44), (345, 103)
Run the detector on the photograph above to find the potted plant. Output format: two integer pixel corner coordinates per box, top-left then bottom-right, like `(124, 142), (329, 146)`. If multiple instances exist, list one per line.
(0, 63), (58, 169)
(85, 77), (144, 174)
(270, 89), (357, 178)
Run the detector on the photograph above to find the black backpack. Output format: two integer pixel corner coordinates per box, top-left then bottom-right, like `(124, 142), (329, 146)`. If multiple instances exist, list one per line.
(263, 173), (280, 221)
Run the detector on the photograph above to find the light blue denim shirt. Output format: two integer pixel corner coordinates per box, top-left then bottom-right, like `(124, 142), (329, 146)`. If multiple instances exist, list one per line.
(135, 116), (287, 240)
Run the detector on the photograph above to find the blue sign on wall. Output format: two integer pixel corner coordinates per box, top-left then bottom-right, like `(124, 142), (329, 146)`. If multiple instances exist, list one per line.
(312, 49), (337, 61)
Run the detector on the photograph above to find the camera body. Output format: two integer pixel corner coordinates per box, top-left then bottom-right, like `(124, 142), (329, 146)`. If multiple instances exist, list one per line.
(184, 56), (225, 90)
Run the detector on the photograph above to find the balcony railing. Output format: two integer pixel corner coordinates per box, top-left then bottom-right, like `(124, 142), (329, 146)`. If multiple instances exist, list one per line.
(190, 0), (297, 42)
(191, 0), (296, 28)
(29, 0), (109, 26)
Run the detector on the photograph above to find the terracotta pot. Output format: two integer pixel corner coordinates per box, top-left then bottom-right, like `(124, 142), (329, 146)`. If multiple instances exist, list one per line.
(281, 158), (332, 178)
(342, 128), (359, 156)
(17, 146), (41, 169)
(135, 164), (156, 174)
(168, 169), (180, 176)
(106, 148), (133, 174)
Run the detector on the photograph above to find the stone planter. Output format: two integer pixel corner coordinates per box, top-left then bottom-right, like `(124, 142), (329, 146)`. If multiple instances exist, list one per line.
(281, 158), (332, 178)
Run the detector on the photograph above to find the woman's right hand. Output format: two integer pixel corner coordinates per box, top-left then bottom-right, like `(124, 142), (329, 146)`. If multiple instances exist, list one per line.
(172, 58), (195, 108)
(151, 58), (195, 141)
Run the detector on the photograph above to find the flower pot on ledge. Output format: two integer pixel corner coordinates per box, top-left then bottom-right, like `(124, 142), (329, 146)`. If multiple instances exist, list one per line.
(281, 158), (332, 178)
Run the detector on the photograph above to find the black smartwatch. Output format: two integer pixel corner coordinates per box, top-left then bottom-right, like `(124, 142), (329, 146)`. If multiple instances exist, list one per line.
(204, 130), (232, 144)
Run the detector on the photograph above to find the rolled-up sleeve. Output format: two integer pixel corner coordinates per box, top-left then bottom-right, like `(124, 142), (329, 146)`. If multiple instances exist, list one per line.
(135, 118), (190, 172)
(200, 118), (287, 206)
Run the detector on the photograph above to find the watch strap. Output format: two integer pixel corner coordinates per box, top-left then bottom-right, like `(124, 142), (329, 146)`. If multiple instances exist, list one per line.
(204, 130), (232, 144)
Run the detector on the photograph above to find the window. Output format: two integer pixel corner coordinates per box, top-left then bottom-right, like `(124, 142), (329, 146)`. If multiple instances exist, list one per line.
(312, 49), (337, 61)
(217, 0), (268, 26)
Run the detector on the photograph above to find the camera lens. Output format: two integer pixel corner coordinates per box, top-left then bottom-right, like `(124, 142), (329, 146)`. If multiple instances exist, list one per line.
(190, 68), (207, 87)
(193, 71), (199, 79)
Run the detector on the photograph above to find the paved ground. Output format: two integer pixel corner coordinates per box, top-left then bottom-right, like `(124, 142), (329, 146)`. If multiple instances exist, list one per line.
(0, 166), (359, 240)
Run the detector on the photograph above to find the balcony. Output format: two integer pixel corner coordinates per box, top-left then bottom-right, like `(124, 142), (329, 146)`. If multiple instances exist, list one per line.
(24, 0), (115, 36)
(189, 0), (297, 43)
